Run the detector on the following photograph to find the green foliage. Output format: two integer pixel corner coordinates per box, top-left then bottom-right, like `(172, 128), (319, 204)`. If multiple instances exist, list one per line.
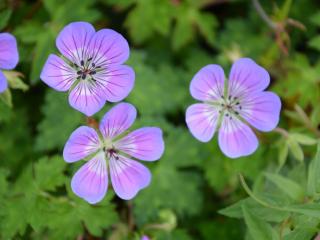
(1, 0), (320, 239)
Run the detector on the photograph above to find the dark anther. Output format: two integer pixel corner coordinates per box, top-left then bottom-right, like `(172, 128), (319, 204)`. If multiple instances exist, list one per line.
(80, 60), (84, 66)
(235, 111), (239, 115)
(221, 95), (224, 98)
(77, 76), (81, 80)
(228, 95), (232, 100)
(239, 106), (242, 110)
(77, 70), (82, 75)
(74, 63), (79, 68)
(218, 110), (222, 114)
(92, 63), (96, 67)
(115, 156), (119, 160)
(95, 66), (101, 69)
(87, 57), (93, 62)
(226, 113), (229, 117)
(91, 78), (97, 82)
(90, 71), (96, 75)
(81, 74), (86, 80)
(221, 103), (225, 107)
(236, 102), (240, 105)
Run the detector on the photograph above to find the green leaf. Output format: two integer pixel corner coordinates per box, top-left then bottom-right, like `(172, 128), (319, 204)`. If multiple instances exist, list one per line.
(30, 32), (55, 83)
(0, 89), (12, 107)
(285, 203), (320, 218)
(264, 173), (305, 201)
(283, 228), (315, 240)
(195, 12), (217, 47)
(288, 138), (304, 161)
(290, 133), (317, 145)
(307, 142), (320, 196)
(34, 156), (66, 191)
(278, 142), (289, 168)
(242, 204), (279, 240)
(36, 91), (83, 151)
(0, 9), (12, 31)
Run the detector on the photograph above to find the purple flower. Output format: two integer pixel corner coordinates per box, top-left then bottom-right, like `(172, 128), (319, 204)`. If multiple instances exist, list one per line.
(141, 236), (150, 240)
(40, 22), (134, 116)
(186, 58), (281, 158)
(63, 102), (165, 203)
(0, 33), (19, 93)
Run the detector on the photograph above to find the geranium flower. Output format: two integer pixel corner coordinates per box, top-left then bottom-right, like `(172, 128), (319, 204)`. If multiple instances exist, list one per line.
(63, 103), (164, 203)
(40, 22), (134, 116)
(0, 33), (19, 93)
(186, 58), (281, 158)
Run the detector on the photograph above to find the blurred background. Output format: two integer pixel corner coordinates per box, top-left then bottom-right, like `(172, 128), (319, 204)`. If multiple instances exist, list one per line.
(0, 0), (320, 239)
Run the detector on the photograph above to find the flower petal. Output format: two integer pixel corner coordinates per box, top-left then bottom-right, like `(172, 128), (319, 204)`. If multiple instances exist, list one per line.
(93, 65), (134, 102)
(218, 116), (258, 158)
(71, 151), (108, 204)
(63, 126), (101, 163)
(115, 127), (164, 161)
(88, 29), (130, 67)
(40, 54), (76, 91)
(228, 58), (270, 97)
(99, 102), (137, 139)
(0, 33), (19, 70)
(0, 71), (8, 93)
(186, 103), (220, 142)
(240, 91), (281, 132)
(109, 155), (151, 200)
(190, 64), (225, 101)
(68, 81), (106, 116)
(56, 22), (95, 65)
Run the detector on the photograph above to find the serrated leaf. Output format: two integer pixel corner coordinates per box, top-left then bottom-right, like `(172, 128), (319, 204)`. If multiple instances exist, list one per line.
(34, 156), (66, 191)
(265, 173), (304, 201)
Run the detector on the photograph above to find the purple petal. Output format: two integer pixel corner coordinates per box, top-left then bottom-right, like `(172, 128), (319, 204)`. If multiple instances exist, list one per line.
(228, 58), (270, 97)
(88, 29), (130, 67)
(0, 71), (8, 93)
(240, 91), (281, 132)
(40, 54), (76, 91)
(63, 126), (101, 163)
(115, 127), (164, 161)
(68, 81), (106, 116)
(93, 65), (134, 102)
(190, 64), (225, 101)
(218, 116), (258, 158)
(0, 33), (19, 70)
(186, 103), (220, 142)
(56, 22), (95, 66)
(99, 102), (137, 139)
(71, 151), (108, 204)
(109, 155), (151, 200)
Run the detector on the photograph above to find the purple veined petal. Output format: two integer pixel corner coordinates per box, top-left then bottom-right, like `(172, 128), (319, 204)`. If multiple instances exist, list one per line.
(56, 22), (95, 66)
(0, 33), (19, 70)
(190, 64), (225, 101)
(63, 126), (101, 163)
(68, 80), (106, 116)
(186, 103), (220, 142)
(99, 102), (137, 139)
(40, 54), (77, 91)
(240, 91), (281, 132)
(228, 58), (270, 98)
(71, 151), (108, 204)
(218, 116), (258, 158)
(0, 70), (8, 93)
(115, 127), (164, 161)
(93, 65), (135, 102)
(88, 29), (130, 67)
(109, 155), (151, 200)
